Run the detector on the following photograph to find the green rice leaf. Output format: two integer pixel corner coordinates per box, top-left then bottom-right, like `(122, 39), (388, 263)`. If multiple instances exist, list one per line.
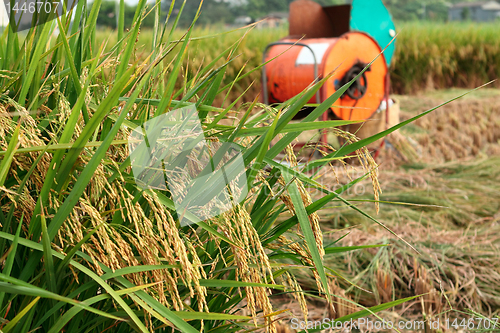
(40, 203), (57, 294)
(0, 122), (20, 186)
(0, 279), (123, 321)
(172, 311), (251, 321)
(324, 245), (388, 254)
(0, 214), (23, 309)
(283, 171), (331, 304)
(247, 109), (280, 188)
(198, 279), (284, 289)
(1, 296), (40, 333)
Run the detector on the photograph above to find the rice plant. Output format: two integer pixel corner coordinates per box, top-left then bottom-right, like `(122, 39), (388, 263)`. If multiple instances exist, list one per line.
(391, 21), (500, 94)
(0, 1), (474, 332)
(101, 20), (500, 103)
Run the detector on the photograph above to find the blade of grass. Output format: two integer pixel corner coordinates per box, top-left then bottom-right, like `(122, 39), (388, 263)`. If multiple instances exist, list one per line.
(17, 22), (53, 107)
(0, 279), (122, 321)
(48, 285), (156, 333)
(247, 110), (280, 188)
(56, 15), (89, 123)
(40, 202), (57, 294)
(115, 0), (146, 79)
(0, 214), (23, 309)
(154, 1), (199, 116)
(0, 122), (20, 186)
(324, 245), (388, 254)
(1, 296), (40, 333)
(198, 279), (284, 289)
(172, 311), (250, 321)
(283, 171), (331, 304)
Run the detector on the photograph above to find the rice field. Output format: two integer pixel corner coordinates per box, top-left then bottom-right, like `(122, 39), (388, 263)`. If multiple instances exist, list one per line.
(0, 4), (410, 332)
(392, 22), (500, 94)
(1, 2), (500, 332)
(94, 20), (500, 103)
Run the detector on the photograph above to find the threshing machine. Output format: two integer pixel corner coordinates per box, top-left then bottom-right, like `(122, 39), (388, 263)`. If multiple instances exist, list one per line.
(262, 0), (397, 151)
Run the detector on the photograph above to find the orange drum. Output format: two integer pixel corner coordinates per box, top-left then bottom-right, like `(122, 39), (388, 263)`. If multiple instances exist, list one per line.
(263, 32), (388, 121)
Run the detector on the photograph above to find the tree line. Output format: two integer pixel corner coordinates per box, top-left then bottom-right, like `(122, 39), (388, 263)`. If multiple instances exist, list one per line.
(93, 0), (485, 29)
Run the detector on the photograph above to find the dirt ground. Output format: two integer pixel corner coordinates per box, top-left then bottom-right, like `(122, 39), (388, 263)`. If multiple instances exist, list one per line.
(269, 88), (500, 333)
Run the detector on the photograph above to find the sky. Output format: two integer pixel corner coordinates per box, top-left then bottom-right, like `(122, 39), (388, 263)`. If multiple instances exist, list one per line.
(0, 4), (8, 27)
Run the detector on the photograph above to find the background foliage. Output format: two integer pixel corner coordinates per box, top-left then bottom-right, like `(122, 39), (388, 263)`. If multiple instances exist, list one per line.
(93, 21), (500, 103)
(153, 0), (500, 28)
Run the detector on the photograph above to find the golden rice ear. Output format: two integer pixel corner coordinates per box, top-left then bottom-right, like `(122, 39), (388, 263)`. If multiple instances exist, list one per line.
(217, 205), (278, 332)
(314, 127), (381, 213)
(0, 97), (55, 221)
(280, 271), (308, 322)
